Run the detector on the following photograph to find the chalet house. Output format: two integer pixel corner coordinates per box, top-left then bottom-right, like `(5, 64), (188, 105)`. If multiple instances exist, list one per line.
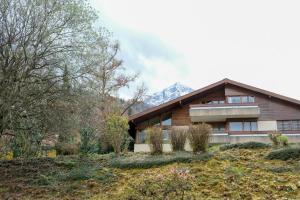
(128, 79), (300, 152)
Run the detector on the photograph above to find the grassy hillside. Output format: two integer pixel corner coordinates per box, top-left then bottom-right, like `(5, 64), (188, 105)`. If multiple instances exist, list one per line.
(1, 147), (300, 199)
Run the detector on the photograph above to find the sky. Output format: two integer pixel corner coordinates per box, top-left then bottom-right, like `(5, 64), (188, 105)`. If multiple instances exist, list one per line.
(90, 0), (300, 100)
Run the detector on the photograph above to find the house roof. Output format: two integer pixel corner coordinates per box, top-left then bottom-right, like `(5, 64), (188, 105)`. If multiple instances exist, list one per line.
(129, 78), (300, 123)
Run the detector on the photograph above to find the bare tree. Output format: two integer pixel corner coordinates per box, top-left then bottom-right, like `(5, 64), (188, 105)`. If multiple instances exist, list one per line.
(0, 0), (96, 136)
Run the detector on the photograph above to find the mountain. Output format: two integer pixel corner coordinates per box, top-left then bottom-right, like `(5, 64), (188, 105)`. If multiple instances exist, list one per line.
(145, 82), (194, 106)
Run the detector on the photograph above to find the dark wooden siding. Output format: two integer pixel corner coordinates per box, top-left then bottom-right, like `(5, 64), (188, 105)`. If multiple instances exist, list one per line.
(172, 88), (225, 126)
(225, 85), (300, 120)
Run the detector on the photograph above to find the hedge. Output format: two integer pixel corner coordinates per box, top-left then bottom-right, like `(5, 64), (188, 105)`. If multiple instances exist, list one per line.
(109, 152), (213, 169)
(220, 142), (270, 151)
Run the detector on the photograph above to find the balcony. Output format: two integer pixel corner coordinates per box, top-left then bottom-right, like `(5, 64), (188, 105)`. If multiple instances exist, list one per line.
(189, 103), (260, 122)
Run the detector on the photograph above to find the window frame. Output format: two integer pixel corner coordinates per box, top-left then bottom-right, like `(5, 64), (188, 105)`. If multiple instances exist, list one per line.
(277, 120), (300, 131)
(227, 96), (255, 104)
(229, 121), (258, 132)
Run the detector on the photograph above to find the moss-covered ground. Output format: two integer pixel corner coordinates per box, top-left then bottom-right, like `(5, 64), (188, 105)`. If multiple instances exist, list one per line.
(1, 147), (300, 199)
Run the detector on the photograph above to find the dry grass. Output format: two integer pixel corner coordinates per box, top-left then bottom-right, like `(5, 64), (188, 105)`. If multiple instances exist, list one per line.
(170, 128), (187, 151)
(188, 123), (212, 153)
(146, 127), (163, 155)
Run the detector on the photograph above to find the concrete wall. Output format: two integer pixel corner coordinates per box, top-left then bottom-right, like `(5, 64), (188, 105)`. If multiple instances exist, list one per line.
(134, 144), (173, 153)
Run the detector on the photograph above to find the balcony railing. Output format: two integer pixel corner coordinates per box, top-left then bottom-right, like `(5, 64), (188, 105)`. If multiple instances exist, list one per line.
(189, 103), (260, 122)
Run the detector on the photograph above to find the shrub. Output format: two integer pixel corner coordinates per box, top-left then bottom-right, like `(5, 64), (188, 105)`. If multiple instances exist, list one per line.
(188, 123), (212, 153)
(80, 127), (98, 154)
(266, 147), (300, 160)
(170, 128), (187, 151)
(278, 135), (288, 146)
(12, 130), (43, 158)
(220, 142), (270, 151)
(55, 142), (79, 155)
(126, 167), (193, 199)
(146, 127), (163, 155)
(110, 152), (213, 169)
(269, 131), (280, 146)
(269, 131), (288, 147)
(105, 114), (129, 156)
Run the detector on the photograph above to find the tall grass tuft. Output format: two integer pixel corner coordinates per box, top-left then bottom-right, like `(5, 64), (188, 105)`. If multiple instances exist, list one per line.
(170, 128), (187, 151)
(146, 127), (163, 155)
(188, 123), (212, 153)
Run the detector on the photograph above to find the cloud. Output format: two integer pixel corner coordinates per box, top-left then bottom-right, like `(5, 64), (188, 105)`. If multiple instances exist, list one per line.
(90, 0), (300, 100)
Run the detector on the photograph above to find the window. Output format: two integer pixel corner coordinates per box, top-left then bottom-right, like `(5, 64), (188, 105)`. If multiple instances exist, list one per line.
(228, 96), (241, 103)
(212, 124), (225, 133)
(229, 122), (243, 131)
(149, 117), (160, 126)
(162, 113), (172, 126)
(162, 130), (170, 143)
(139, 130), (146, 143)
(277, 120), (300, 131)
(227, 96), (255, 104)
(206, 100), (225, 104)
(229, 121), (257, 131)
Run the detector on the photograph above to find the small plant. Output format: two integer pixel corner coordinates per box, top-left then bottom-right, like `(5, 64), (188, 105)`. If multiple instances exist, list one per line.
(278, 135), (288, 146)
(170, 128), (187, 151)
(146, 126), (163, 155)
(266, 147), (300, 160)
(80, 127), (98, 154)
(268, 131), (288, 147)
(188, 123), (212, 153)
(220, 142), (270, 151)
(105, 114), (129, 156)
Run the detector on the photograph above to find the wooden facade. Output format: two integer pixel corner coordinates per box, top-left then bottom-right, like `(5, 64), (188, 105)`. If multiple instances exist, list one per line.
(129, 79), (300, 144)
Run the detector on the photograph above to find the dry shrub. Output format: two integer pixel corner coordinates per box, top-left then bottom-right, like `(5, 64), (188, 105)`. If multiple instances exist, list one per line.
(269, 131), (288, 147)
(171, 128), (187, 151)
(146, 127), (163, 155)
(188, 123), (212, 153)
(55, 142), (79, 155)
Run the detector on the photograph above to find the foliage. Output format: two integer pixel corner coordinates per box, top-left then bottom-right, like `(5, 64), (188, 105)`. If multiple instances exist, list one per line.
(126, 167), (193, 200)
(110, 152), (213, 169)
(121, 134), (134, 153)
(188, 123), (212, 153)
(146, 127), (163, 155)
(3, 149), (300, 199)
(170, 128), (187, 151)
(269, 131), (288, 147)
(80, 127), (98, 154)
(278, 135), (289, 146)
(0, 0), (144, 159)
(220, 142), (270, 151)
(12, 129), (43, 158)
(266, 147), (300, 160)
(55, 143), (79, 155)
(269, 132), (280, 146)
(105, 114), (129, 156)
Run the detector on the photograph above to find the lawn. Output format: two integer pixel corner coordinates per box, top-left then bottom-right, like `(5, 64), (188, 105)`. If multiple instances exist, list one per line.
(1, 146), (300, 199)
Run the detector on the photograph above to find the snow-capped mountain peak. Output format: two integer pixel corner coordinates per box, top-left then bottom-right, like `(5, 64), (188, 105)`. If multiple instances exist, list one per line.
(145, 83), (193, 106)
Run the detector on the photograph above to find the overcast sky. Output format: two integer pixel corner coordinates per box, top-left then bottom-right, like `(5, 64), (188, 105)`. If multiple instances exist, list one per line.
(90, 0), (300, 100)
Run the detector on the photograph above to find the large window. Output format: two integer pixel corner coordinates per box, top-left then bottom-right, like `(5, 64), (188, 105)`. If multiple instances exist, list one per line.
(227, 96), (255, 104)
(229, 121), (257, 131)
(162, 113), (172, 126)
(138, 130), (147, 143)
(277, 120), (300, 131)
